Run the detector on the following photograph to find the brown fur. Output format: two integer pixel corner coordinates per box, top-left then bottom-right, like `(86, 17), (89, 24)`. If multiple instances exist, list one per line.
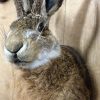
(2, 0), (91, 100)
(12, 46), (90, 100)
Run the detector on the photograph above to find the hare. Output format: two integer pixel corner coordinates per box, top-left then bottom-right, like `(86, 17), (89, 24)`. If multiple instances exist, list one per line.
(4, 0), (91, 100)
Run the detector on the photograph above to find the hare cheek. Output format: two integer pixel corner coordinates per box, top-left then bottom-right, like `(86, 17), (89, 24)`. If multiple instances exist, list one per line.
(17, 43), (28, 60)
(17, 43), (35, 62)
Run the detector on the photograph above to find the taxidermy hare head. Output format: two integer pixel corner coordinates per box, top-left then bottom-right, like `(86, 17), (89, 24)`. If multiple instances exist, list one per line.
(4, 0), (63, 69)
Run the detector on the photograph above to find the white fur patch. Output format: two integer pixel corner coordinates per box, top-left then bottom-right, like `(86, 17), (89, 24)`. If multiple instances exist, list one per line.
(25, 30), (34, 38)
(24, 29), (39, 38)
(28, 44), (61, 69)
(22, 0), (31, 12)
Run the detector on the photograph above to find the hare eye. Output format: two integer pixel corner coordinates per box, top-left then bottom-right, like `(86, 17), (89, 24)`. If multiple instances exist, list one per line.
(38, 22), (44, 32)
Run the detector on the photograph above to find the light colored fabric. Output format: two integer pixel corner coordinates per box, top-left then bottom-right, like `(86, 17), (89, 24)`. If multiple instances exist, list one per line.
(0, 0), (100, 99)
(0, 0), (16, 100)
(50, 0), (100, 99)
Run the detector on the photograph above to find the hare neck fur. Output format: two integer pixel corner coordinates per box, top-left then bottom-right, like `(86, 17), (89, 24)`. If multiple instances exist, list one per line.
(13, 47), (80, 100)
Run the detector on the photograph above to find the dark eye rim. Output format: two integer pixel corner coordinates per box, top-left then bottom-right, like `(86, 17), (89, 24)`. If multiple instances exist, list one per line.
(38, 22), (44, 32)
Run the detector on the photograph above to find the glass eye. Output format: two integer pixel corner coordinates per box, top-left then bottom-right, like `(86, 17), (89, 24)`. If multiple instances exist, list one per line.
(38, 22), (44, 32)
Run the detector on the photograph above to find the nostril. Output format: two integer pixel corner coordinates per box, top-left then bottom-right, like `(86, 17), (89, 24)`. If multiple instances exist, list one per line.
(12, 54), (20, 63)
(12, 43), (23, 53)
(13, 54), (17, 59)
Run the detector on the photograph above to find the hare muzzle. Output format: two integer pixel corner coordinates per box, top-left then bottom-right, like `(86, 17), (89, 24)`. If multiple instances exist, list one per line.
(4, 33), (24, 63)
(5, 35), (23, 53)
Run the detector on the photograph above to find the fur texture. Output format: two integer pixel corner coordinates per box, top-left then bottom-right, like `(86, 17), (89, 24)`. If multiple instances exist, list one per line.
(12, 46), (90, 100)
(4, 0), (91, 100)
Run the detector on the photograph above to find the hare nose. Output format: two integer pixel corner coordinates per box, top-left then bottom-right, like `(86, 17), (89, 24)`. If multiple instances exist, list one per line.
(5, 36), (23, 53)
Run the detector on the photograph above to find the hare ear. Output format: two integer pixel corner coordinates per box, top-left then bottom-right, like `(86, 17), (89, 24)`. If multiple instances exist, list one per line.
(14, 0), (34, 17)
(22, 0), (34, 14)
(41, 0), (63, 17)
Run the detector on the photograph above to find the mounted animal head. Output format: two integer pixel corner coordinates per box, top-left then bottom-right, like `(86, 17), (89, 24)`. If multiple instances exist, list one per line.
(4, 0), (63, 69)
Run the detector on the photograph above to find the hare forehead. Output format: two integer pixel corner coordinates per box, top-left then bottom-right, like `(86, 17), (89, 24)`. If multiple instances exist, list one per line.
(23, 29), (39, 38)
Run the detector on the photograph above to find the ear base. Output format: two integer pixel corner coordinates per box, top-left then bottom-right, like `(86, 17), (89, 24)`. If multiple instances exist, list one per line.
(14, 0), (25, 17)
